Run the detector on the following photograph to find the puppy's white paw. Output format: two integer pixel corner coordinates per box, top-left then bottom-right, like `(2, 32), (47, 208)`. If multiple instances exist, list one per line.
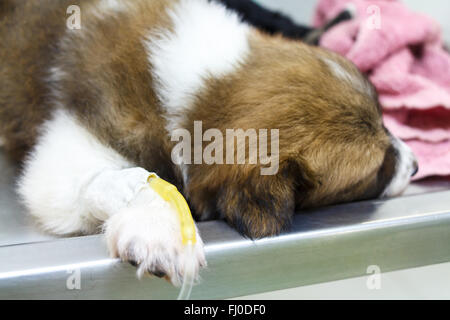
(104, 187), (206, 286)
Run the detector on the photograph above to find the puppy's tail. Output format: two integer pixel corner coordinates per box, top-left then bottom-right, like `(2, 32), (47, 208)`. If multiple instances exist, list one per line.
(304, 6), (355, 45)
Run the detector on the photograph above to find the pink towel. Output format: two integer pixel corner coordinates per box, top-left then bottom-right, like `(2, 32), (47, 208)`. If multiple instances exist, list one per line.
(313, 0), (450, 180)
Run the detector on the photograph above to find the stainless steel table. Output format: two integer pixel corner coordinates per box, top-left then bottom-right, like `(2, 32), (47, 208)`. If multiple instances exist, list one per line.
(1, 150), (450, 299)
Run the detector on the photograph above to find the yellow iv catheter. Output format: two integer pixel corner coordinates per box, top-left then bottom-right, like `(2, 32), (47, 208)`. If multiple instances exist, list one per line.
(148, 174), (197, 300)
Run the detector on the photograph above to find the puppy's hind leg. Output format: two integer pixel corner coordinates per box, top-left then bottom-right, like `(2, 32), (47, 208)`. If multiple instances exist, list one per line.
(18, 110), (205, 285)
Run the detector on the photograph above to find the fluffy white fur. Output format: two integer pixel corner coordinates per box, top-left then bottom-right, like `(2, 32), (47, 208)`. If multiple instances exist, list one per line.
(18, 110), (133, 234)
(382, 136), (417, 197)
(322, 57), (372, 96)
(18, 110), (205, 283)
(145, 0), (250, 186)
(93, 0), (127, 17)
(97, 0), (126, 11)
(145, 0), (250, 134)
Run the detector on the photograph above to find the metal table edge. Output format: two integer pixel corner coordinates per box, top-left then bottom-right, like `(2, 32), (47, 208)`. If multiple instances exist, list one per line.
(0, 189), (450, 299)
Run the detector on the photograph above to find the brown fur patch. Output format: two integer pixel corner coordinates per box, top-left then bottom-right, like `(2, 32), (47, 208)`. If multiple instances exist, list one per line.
(0, 0), (82, 161)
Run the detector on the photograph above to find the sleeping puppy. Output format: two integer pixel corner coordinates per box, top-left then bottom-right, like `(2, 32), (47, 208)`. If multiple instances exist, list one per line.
(0, 0), (418, 285)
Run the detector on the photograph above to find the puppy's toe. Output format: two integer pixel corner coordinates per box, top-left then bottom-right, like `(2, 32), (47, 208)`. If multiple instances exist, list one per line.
(104, 189), (206, 286)
(150, 268), (166, 278)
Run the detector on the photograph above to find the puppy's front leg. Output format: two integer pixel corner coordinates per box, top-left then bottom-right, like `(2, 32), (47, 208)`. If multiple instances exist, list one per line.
(18, 110), (205, 285)
(90, 170), (206, 285)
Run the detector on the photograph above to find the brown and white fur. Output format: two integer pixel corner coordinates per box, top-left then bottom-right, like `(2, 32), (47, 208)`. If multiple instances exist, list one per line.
(0, 0), (417, 285)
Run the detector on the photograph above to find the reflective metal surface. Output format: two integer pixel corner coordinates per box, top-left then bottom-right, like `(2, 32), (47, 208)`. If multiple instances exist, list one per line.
(1, 150), (450, 299)
(0, 153), (54, 246)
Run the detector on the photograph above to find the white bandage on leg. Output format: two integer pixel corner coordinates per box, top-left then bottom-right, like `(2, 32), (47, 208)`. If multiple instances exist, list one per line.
(83, 167), (154, 221)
